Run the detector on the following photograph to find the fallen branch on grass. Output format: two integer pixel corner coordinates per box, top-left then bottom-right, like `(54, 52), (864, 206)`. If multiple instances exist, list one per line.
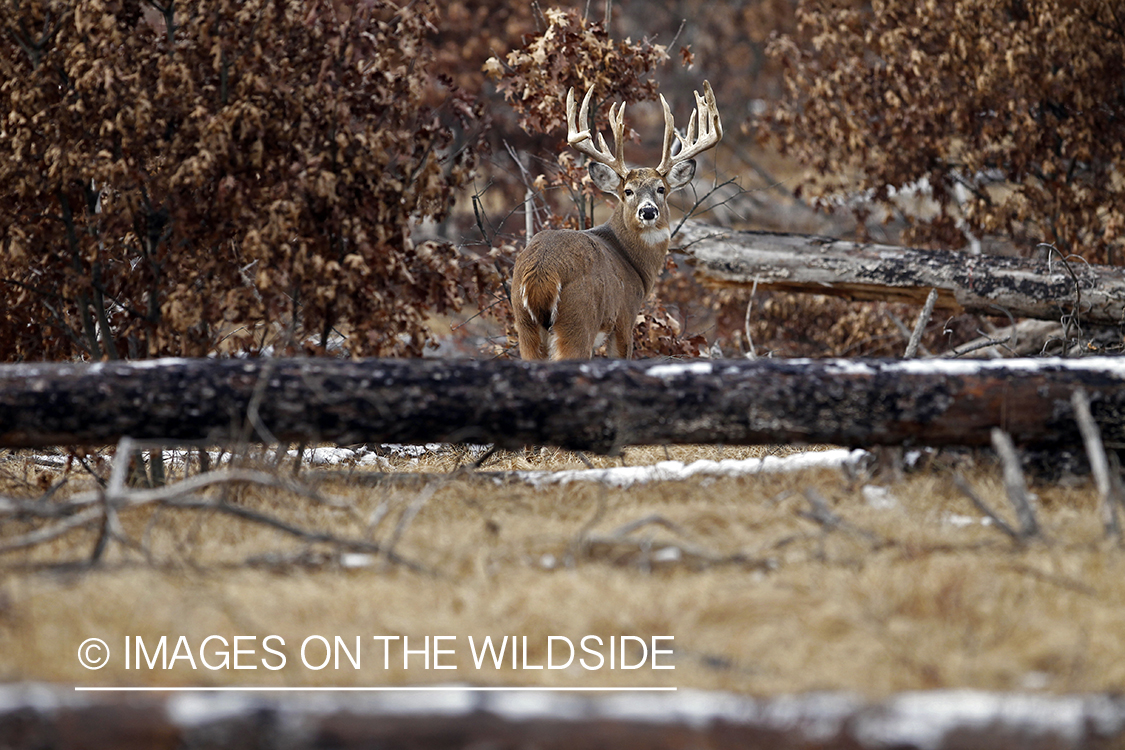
(576, 513), (770, 571)
(952, 475), (1022, 542)
(0, 439), (429, 571)
(950, 431), (1042, 545)
(800, 489), (886, 548)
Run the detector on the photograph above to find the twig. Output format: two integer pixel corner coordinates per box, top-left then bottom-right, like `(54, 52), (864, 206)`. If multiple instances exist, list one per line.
(990, 428), (1040, 539)
(573, 451), (595, 469)
(1040, 243), (1088, 347)
(1110, 452), (1125, 528)
(607, 513), (695, 541)
(1004, 563), (1098, 597)
(383, 482), (440, 567)
(945, 334), (1013, 358)
(0, 507), (103, 553)
(0, 465), (359, 564)
(904, 288), (938, 358)
(471, 185), (495, 248)
(951, 473), (1021, 542)
(472, 444), (501, 470)
(106, 436), (134, 497)
(163, 497), (429, 574)
(244, 359), (279, 445)
(743, 277), (758, 359)
(580, 510), (764, 571)
(671, 177), (743, 238)
(800, 489), (883, 546)
(1071, 388), (1120, 541)
(3, 467), (352, 513)
(567, 484), (609, 564)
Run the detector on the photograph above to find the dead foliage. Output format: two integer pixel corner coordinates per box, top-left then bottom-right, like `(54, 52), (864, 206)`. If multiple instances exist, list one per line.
(0, 0), (496, 360)
(764, 0), (1125, 263)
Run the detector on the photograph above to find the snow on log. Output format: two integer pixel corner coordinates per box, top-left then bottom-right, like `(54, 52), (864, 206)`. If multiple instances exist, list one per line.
(675, 220), (1125, 326)
(2, 357), (1125, 452)
(3, 684), (1125, 749)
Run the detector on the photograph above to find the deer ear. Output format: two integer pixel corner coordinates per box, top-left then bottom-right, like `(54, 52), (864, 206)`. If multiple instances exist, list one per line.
(588, 162), (622, 194)
(665, 159), (696, 190)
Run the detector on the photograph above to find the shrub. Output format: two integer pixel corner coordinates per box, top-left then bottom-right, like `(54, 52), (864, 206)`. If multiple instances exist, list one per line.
(0, 0), (490, 360)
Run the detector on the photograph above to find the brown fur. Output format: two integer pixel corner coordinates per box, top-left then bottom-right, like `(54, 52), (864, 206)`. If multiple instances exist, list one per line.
(513, 82), (722, 360)
(513, 165), (693, 360)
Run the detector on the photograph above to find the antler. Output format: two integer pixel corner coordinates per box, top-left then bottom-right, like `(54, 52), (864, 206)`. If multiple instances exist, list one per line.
(656, 80), (723, 176)
(566, 86), (629, 179)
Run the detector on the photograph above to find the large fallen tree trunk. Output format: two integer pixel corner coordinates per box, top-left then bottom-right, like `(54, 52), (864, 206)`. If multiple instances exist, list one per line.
(2, 357), (1124, 452)
(674, 220), (1125, 327)
(4, 684), (1124, 750)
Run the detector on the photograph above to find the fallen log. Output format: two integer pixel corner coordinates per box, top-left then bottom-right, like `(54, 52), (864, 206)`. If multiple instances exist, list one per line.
(4, 684), (1124, 750)
(674, 220), (1125, 327)
(2, 357), (1125, 452)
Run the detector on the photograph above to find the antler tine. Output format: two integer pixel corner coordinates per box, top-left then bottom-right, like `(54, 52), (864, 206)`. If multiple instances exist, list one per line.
(656, 80), (723, 175)
(565, 86), (629, 178)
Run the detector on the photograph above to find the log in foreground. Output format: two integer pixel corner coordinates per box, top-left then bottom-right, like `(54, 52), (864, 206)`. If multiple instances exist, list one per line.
(2, 357), (1125, 452)
(675, 220), (1125, 326)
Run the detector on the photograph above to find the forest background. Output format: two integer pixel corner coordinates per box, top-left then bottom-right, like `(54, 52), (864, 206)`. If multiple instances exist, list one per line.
(4, 0), (1122, 366)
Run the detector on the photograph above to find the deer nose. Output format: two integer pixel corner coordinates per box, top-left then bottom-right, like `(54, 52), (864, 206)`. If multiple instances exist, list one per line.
(638, 205), (658, 222)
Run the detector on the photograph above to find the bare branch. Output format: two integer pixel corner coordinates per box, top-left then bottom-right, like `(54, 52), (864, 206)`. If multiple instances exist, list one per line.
(990, 428), (1040, 539)
(1071, 388), (1119, 541)
(904, 288), (938, 358)
(951, 474), (1021, 542)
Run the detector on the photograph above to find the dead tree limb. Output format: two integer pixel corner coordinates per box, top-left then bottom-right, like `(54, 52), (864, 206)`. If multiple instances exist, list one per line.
(990, 428), (1040, 540)
(675, 221), (1125, 327)
(1072, 389), (1120, 540)
(4, 357), (1125, 453)
(952, 474), (1022, 542)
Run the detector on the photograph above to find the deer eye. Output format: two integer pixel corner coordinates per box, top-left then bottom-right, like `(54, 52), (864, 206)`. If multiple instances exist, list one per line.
(657, 186), (666, 195)
(623, 189), (633, 197)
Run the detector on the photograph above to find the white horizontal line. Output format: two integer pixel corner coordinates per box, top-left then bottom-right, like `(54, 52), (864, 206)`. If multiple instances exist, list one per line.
(75, 686), (677, 692)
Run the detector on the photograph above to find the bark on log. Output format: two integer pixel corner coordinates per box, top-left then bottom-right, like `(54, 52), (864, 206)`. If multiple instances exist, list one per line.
(2, 357), (1125, 452)
(675, 220), (1125, 326)
(5, 685), (1125, 750)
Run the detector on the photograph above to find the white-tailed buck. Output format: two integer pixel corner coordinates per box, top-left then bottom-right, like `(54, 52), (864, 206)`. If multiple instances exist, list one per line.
(512, 81), (723, 359)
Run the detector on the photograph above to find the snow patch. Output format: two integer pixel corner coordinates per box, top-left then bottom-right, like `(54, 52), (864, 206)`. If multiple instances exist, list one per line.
(519, 448), (869, 489)
(861, 485), (898, 509)
(645, 362), (713, 379)
(944, 513), (993, 528)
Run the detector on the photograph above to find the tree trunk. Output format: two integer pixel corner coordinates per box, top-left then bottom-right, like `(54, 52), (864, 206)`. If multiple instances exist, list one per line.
(2, 357), (1124, 452)
(674, 221), (1125, 326)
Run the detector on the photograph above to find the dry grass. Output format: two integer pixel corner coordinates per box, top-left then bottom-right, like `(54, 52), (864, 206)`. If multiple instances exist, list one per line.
(1, 444), (1123, 697)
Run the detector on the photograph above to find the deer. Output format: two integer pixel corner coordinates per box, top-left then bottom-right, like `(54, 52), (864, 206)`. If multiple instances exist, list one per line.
(511, 81), (723, 360)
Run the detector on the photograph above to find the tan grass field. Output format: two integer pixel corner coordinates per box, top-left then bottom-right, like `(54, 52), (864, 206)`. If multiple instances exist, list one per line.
(1, 444), (1123, 697)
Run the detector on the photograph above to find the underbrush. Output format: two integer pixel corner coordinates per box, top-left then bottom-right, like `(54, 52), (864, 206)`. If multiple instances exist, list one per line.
(0, 444), (1121, 696)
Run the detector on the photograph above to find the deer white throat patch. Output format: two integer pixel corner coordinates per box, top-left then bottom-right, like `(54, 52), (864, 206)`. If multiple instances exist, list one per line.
(640, 226), (671, 247)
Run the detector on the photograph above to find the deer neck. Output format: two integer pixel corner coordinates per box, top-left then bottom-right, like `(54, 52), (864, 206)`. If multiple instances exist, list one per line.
(591, 209), (670, 296)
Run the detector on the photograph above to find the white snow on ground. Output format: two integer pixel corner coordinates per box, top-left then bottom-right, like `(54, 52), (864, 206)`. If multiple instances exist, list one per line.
(18, 446), (869, 485)
(943, 513), (994, 528)
(516, 448), (870, 489)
